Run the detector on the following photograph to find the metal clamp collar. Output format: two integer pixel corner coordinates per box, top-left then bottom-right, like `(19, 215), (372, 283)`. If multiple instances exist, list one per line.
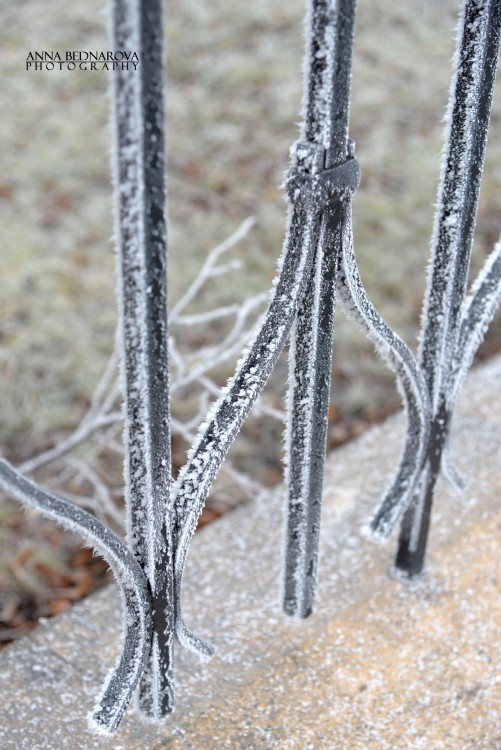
(284, 140), (361, 210)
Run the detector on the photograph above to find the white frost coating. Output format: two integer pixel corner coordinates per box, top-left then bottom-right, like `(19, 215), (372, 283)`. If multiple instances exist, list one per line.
(394, 0), (501, 571)
(301, 1), (337, 149)
(170, 217), (256, 323)
(111, 0), (174, 719)
(283, 225), (324, 616)
(440, 239), (501, 486)
(407, 469), (429, 556)
(172, 294), (268, 393)
(111, 0), (157, 588)
(419, 0), (492, 412)
(335, 202), (431, 538)
(172, 202), (318, 655)
(0, 456), (152, 736)
(449, 239), (501, 411)
(283, 0), (358, 618)
(441, 434), (466, 493)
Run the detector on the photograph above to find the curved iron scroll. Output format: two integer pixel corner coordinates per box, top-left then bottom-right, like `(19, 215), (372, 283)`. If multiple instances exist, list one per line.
(0, 457), (152, 736)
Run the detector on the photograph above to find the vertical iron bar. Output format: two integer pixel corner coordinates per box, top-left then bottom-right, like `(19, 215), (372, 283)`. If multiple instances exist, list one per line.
(418, 0), (500, 406)
(138, 0), (173, 717)
(395, 406), (448, 577)
(284, 0), (357, 618)
(396, 0), (501, 576)
(173, 202), (321, 654)
(111, 0), (173, 716)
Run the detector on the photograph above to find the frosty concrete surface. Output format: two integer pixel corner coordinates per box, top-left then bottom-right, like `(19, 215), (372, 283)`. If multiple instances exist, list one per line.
(1, 357), (500, 749)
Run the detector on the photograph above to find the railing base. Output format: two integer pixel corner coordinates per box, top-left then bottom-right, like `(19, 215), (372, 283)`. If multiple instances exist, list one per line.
(1, 356), (500, 749)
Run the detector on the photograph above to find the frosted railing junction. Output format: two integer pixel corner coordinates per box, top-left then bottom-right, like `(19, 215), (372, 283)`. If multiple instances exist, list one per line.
(0, 0), (500, 736)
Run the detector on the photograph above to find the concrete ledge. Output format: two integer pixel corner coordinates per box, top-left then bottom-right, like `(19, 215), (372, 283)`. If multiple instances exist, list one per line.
(1, 357), (500, 749)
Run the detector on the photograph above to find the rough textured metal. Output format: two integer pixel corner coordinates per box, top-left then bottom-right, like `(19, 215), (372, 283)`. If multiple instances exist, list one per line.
(0, 457), (152, 736)
(111, 0), (174, 719)
(284, 0), (358, 621)
(392, 0), (501, 575)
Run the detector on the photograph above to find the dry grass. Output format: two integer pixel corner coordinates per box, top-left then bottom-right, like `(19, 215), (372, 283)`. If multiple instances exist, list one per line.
(0, 0), (500, 633)
(2, 0), (501, 445)
(1, 1), (500, 456)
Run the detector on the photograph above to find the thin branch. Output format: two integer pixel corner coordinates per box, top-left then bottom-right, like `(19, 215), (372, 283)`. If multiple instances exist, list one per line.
(169, 216), (256, 322)
(18, 412), (120, 476)
(172, 203), (318, 657)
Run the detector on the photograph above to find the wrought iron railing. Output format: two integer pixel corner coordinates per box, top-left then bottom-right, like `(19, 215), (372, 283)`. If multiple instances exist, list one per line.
(1, 0), (500, 736)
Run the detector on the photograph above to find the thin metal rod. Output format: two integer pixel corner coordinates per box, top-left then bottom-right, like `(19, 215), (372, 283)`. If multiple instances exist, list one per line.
(283, 0), (357, 619)
(111, 0), (173, 716)
(0, 456), (152, 736)
(396, 0), (501, 576)
(173, 203), (319, 655)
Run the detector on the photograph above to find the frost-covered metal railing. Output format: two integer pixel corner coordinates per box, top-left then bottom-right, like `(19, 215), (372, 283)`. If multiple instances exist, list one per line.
(0, 0), (500, 737)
